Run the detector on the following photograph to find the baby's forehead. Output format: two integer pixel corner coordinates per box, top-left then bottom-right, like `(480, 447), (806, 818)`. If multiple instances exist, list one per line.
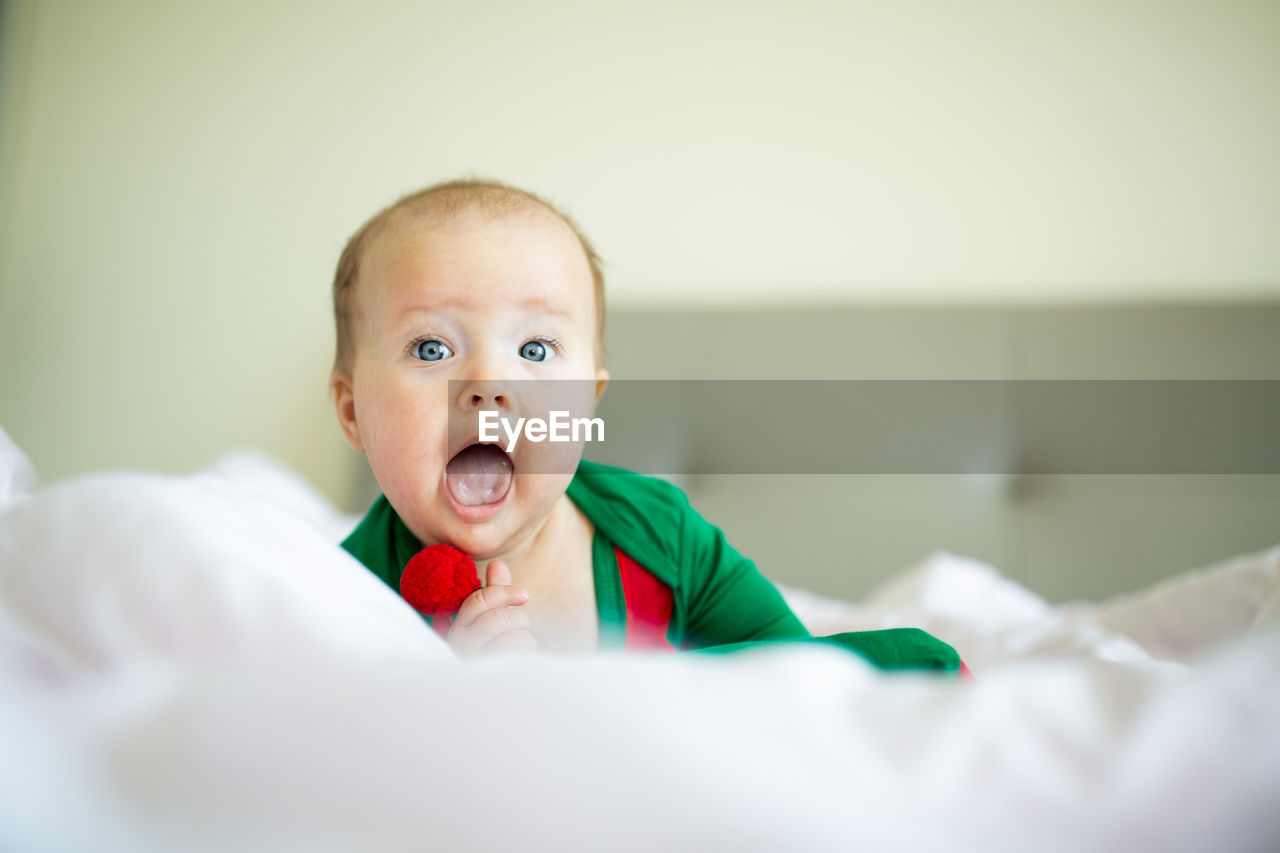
(378, 204), (575, 260)
(358, 206), (594, 315)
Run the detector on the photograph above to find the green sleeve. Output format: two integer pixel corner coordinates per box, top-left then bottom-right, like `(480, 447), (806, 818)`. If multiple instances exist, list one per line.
(691, 628), (963, 676)
(672, 488), (812, 648)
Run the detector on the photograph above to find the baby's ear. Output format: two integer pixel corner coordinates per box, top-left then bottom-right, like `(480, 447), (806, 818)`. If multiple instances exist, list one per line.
(331, 371), (365, 453)
(593, 367), (609, 402)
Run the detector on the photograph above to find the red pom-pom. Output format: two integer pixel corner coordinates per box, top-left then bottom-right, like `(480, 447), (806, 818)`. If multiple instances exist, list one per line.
(400, 544), (481, 616)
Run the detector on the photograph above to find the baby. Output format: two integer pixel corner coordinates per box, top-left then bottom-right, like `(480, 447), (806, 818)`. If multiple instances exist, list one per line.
(330, 178), (810, 657)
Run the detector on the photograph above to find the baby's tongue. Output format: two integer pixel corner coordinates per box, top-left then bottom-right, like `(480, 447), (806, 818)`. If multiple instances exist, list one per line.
(445, 444), (513, 506)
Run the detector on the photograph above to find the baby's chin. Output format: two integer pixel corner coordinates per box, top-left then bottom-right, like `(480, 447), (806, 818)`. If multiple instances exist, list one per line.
(398, 509), (501, 560)
(397, 480), (550, 560)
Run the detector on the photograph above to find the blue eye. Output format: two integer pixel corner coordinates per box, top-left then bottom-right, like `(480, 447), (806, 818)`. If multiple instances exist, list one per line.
(413, 339), (453, 362)
(520, 340), (550, 362)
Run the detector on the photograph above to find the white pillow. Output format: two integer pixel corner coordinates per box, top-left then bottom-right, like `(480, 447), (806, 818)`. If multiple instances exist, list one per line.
(781, 551), (1156, 671)
(1094, 544), (1280, 663)
(203, 448), (363, 542)
(0, 468), (449, 677)
(0, 426), (38, 511)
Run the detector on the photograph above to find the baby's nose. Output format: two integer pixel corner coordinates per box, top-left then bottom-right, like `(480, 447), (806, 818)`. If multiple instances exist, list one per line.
(457, 379), (511, 411)
(469, 389), (507, 408)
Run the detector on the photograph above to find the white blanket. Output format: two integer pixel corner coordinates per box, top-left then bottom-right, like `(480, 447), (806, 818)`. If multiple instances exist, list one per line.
(1, 428), (1278, 853)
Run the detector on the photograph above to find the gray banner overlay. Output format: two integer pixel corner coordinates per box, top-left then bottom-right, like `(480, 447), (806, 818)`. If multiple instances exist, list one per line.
(446, 380), (1280, 474)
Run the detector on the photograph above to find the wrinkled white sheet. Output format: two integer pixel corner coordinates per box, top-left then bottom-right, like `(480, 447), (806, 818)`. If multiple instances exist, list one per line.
(1, 428), (1278, 853)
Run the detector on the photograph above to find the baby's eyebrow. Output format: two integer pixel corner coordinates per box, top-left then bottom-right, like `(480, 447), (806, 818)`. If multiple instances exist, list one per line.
(391, 305), (443, 329)
(391, 298), (574, 327)
(517, 297), (574, 319)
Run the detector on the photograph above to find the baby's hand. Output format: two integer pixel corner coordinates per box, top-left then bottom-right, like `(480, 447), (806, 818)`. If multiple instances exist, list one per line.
(448, 560), (538, 658)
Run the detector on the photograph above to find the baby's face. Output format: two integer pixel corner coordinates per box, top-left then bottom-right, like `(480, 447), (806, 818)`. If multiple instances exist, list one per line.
(336, 211), (607, 559)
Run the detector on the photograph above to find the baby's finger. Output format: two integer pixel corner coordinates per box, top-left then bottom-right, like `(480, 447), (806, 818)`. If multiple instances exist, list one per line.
(483, 629), (538, 655)
(485, 559), (513, 588)
(454, 583), (529, 628)
(469, 604), (533, 638)
(449, 609), (534, 658)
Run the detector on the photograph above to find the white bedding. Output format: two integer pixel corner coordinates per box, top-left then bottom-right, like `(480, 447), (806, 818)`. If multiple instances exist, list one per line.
(1, 427), (1278, 853)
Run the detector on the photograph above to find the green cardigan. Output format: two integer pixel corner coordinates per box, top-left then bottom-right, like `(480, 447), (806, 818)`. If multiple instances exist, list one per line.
(342, 460), (809, 650)
(342, 460), (961, 673)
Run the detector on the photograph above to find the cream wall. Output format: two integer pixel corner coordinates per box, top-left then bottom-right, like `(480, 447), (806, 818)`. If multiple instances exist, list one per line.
(1, 0), (1278, 507)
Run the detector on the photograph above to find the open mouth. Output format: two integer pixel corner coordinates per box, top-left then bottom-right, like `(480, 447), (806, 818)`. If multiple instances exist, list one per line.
(444, 442), (514, 508)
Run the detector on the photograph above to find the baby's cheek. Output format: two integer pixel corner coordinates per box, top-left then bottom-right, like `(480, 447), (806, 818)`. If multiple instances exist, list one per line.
(361, 379), (430, 435)
(517, 472), (574, 508)
(361, 404), (442, 480)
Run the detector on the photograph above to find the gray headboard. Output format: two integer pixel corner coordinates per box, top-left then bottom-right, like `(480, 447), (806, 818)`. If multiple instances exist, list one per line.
(596, 304), (1280, 603)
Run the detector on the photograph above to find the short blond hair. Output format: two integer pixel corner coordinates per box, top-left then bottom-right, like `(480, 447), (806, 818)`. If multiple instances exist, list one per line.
(331, 178), (606, 373)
